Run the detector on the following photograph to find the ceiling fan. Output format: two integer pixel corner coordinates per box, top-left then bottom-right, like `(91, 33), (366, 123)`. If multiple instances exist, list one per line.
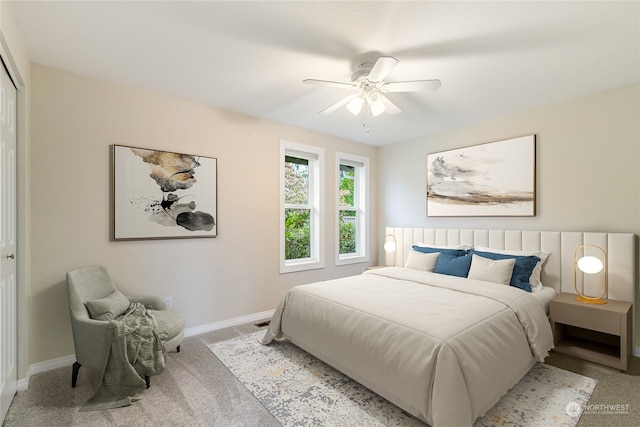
(303, 56), (441, 117)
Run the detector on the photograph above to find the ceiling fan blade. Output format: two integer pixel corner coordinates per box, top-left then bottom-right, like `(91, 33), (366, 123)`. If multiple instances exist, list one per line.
(382, 79), (442, 93)
(379, 94), (401, 115)
(319, 93), (359, 114)
(303, 79), (358, 90)
(367, 56), (399, 82)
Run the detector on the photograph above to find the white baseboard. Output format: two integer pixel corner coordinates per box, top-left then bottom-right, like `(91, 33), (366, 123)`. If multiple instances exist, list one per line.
(16, 353), (76, 392)
(16, 308), (275, 391)
(183, 309), (274, 338)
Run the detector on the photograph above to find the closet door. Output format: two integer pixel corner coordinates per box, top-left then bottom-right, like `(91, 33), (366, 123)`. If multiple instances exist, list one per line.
(0, 58), (17, 423)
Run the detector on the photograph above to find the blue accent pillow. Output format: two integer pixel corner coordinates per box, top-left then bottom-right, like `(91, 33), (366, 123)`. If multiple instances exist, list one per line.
(434, 253), (472, 277)
(412, 245), (468, 257)
(470, 250), (540, 292)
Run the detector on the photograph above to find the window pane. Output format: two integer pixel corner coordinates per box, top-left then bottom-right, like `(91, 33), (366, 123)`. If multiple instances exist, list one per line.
(339, 165), (355, 208)
(339, 210), (357, 255)
(285, 208), (311, 260)
(285, 157), (309, 205)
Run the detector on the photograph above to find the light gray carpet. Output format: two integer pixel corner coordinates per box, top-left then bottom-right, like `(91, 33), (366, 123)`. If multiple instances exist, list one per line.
(544, 351), (640, 427)
(3, 321), (639, 427)
(3, 322), (279, 427)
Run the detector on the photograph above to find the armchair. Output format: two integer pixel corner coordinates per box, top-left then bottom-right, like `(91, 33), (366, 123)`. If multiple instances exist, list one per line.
(66, 265), (184, 388)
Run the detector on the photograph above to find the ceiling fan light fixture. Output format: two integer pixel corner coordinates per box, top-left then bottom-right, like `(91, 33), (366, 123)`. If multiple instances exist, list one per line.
(367, 92), (385, 116)
(346, 96), (364, 115)
(370, 101), (385, 116)
(304, 55), (440, 123)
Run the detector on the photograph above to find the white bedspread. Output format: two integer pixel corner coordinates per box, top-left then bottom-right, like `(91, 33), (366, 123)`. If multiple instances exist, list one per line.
(261, 267), (554, 427)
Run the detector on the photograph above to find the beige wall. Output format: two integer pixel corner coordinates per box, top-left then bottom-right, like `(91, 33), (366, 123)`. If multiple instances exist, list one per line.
(29, 65), (378, 364)
(22, 64), (640, 365)
(379, 83), (640, 346)
(1, 0), (32, 379)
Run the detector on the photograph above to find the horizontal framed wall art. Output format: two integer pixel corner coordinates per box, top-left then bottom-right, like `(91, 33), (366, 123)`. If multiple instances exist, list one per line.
(112, 145), (217, 240)
(427, 135), (536, 217)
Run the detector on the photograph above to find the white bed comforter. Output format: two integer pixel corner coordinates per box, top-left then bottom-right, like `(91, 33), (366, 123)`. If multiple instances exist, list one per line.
(260, 267), (554, 427)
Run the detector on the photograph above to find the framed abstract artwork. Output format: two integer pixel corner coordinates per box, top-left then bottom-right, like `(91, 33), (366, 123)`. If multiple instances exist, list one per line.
(427, 135), (536, 217)
(112, 145), (217, 240)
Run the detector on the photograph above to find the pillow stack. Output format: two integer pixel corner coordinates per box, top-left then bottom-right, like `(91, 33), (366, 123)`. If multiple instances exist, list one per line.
(404, 243), (548, 293)
(473, 245), (549, 292)
(468, 250), (539, 292)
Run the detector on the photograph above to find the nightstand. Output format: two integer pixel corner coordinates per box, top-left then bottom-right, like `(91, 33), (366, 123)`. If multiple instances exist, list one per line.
(550, 293), (632, 371)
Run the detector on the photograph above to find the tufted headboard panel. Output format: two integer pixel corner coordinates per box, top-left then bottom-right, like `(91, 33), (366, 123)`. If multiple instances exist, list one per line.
(384, 227), (636, 304)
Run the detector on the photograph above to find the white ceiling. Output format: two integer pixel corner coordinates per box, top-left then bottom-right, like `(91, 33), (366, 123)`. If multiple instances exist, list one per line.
(10, 1), (640, 146)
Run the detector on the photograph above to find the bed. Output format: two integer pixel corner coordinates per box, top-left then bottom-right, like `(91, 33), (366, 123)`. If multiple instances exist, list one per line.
(260, 228), (636, 427)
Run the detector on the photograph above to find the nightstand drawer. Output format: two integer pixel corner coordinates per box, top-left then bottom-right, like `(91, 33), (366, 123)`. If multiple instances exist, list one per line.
(551, 302), (620, 335)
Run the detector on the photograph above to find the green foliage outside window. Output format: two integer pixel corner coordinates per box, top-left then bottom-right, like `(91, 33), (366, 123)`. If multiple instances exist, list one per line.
(285, 157), (308, 205)
(285, 209), (310, 260)
(339, 211), (356, 254)
(339, 166), (356, 255)
(285, 157), (311, 260)
(284, 157), (359, 260)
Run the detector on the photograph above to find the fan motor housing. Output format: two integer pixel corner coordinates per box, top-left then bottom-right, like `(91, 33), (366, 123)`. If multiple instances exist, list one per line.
(351, 62), (375, 82)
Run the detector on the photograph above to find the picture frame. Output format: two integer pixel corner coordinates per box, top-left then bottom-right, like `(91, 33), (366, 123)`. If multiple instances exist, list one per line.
(112, 145), (217, 240)
(427, 135), (536, 217)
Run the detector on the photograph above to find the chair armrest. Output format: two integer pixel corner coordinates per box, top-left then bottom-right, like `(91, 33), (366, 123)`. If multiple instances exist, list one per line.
(128, 295), (166, 310)
(70, 317), (111, 369)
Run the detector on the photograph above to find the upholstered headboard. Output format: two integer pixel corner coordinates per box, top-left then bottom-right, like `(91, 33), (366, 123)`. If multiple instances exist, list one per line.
(384, 227), (637, 304)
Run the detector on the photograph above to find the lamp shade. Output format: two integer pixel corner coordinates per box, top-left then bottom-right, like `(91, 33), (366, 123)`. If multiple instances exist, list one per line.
(384, 234), (397, 266)
(577, 255), (604, 274)
(383, 240), (396, 253)
(368, 92), (385, 116)
(573, 244), (607, 304)
(347, 96), (364, 115)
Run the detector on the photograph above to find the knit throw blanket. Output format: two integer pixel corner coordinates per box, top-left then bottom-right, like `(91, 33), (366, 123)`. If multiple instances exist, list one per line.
(80, 303), (166, 411)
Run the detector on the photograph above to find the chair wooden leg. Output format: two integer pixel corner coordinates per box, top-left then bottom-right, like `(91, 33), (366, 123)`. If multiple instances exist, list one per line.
(145, 375), (150, 389)
(71, 361), (81, 388)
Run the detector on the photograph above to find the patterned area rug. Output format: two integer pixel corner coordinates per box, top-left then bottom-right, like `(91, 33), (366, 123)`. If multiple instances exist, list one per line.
(208, 331), (597, 427)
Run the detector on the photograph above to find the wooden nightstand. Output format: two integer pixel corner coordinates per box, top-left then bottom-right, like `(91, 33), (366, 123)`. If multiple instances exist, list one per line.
(550, 293), (632, 371)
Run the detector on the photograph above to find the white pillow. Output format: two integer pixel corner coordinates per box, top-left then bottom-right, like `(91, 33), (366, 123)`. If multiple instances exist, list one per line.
(405, 250), (440, 271)
(467, 254), (516, 285)
(415, 243), (472, 250)
(473, 245), (549, 291)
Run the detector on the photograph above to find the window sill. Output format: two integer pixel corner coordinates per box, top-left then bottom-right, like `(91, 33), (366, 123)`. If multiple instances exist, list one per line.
(280, 260), (324, 274)
(336, 255), (369, 266)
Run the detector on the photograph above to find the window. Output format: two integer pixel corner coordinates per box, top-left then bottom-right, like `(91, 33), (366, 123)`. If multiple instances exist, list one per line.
(280, 141), (324, 273)
(336, 152), (369, 265)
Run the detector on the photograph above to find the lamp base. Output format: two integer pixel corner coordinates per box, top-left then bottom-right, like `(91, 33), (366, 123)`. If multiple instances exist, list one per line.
(574, 295), (607, 304)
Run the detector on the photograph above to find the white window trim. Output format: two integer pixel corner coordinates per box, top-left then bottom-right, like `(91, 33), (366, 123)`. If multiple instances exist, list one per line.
(335, 152), (369, 266)
(280, 140), (324, 274)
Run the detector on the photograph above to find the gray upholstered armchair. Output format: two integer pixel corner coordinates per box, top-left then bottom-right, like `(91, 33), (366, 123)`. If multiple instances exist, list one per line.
(66, 265), (184, 388)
